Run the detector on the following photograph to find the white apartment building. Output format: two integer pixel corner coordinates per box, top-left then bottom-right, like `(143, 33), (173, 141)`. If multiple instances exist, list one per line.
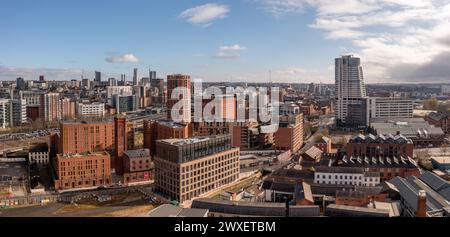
(77, 102), (105, 117)
(314, 166), (380, 187)
(0, 99), (11, 128)
(369, 97), (413, 119)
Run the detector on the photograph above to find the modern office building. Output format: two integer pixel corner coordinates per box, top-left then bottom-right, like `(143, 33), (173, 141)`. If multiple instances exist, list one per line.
(16, 77), (26, 91)
(154, 135), (240, 204)
(112, 95), (138, 114)
(167, 74), (191, 123)
(53, 152), (112, 190)
(119, 74), (126, 86)
(149, 69), (156, 80)
(335, 55), (368, 128)
(133, 68), (138, 86)
(94, 71), (101, 83)
(369, 97), (413, 119)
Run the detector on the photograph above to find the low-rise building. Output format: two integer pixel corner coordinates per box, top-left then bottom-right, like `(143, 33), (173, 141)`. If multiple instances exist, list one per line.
(431, 156), (450, 174)
(335, 187), (387, 207)
(122, 149), (154, 185)
(53, 152), (112, 190)
(314, 166), (380, 187)
(386, 173), (450, 217)
(346, 133), (414, 158)
(370, 118), (446, 148)
(426, 112), (450, 134)
(339, 155), (420, 181)
(315, 136), (332, 153)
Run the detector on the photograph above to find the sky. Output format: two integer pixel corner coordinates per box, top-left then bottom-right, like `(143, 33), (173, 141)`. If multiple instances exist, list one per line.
(1, 0), (450, 83)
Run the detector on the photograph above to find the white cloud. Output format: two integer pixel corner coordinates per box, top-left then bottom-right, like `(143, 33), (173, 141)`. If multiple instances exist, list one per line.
(180, 3), (230, 27)
(213, 44), (247, 59)
(214, 51), (241, 59)
(255, 0), (450, 82)
(106, 54), (139, 63)
(219, 44), (247, 51)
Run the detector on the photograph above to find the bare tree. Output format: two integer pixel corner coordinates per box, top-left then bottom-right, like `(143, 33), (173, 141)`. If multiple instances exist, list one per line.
(440, 145), (449, 156)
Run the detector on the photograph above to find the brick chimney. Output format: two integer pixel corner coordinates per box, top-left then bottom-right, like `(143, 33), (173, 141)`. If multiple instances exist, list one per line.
(416, 190), (427, 217)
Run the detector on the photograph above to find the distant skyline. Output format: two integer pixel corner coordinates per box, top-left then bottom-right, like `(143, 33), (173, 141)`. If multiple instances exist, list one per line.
(1, 0), (450, 83)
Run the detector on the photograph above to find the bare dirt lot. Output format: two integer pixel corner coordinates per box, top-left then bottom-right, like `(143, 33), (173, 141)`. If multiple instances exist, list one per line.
(0, 193), (156, 217)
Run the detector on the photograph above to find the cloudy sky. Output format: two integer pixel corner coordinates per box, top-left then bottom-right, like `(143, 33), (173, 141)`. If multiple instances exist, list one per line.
(1, 0), (450, 83)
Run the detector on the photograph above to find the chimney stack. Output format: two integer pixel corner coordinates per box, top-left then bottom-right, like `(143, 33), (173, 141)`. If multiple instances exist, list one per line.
(416, 190), (427, 217)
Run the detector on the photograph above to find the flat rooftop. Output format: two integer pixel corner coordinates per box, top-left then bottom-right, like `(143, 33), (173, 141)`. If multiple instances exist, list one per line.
(58, 151), (109, 159)
(157, 120), (187, 129)
(159, 135), (230, 146)
(124, 149), (150, 159)
(61, 120), (113, 125)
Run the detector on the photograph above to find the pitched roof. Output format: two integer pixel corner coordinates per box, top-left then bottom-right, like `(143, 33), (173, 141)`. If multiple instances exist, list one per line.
(295, 182), (313, 203)
(341, 155), (418, 169)
(349, 133), (412, 144)
(419, 171), (450, 192)
(303, 146), (323, 161)
(388, 176), (450, 214)
(428, 112), (448, 121)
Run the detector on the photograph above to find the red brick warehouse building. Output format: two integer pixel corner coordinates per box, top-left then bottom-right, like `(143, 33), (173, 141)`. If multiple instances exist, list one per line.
(53, 152), (112, 190)
(57, 120), (115, 155)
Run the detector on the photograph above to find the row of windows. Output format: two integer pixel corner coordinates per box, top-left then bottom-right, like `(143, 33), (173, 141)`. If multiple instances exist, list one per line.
(315, 174), (378, 182)
(316, 180), (377, 187)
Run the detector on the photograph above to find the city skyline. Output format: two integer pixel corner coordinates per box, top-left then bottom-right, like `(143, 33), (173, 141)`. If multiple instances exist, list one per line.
(2, 0), (450, 83)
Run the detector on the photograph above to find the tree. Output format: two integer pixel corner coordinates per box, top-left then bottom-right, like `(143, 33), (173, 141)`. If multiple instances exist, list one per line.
(423, 97), (438, 110)
(440, 145), (449, 156)
(415, 148), (431, 160)
(416, 148), (434, 171)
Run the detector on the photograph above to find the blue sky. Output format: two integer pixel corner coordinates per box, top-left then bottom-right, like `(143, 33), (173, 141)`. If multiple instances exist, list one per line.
(1, 0), (450, 83)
